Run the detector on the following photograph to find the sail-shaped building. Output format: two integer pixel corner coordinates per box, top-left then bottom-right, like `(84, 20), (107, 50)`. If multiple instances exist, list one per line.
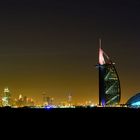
(97, 39), (121, 106)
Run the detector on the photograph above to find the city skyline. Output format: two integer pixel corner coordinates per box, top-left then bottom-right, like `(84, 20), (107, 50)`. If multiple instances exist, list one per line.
(0, 0), (140, 104)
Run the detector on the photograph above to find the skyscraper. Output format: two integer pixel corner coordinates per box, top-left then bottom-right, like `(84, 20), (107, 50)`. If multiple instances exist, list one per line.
(42, 93), (53, 106)
(68, 94), (72, 106)
(2, 87), (11, 107)
(97, 39), (121, 106)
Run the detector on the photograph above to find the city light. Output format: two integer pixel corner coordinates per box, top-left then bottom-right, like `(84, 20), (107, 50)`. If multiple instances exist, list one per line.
(0, 1), (140, 111)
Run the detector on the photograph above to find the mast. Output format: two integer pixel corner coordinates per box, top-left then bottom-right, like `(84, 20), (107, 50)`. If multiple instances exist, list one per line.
(98, 38), (105, 106)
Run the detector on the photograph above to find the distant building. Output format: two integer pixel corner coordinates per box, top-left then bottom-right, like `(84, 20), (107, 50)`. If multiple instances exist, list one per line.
(126, 93), (140, 108)
(2, 87), (11, 107)
(15, 94), (34, 107)
(42, 94), (53, 106)
(16, 94), (24, 107)
(26, 98), (34, 106)
(68, 94), (72, 106)
(0, 94), (2, 107)
(96, 39), (121, 106)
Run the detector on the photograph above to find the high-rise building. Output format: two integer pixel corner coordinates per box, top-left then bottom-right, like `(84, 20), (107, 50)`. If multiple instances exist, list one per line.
(96, 39), (121, 106)
(15, 95), (34, 107)
(68, 94), (72, 106)
(46, 96), (53, 106)
(2, 87), (11, 107)
(42, 93), (53, 106)
(16, 94), (24, 107)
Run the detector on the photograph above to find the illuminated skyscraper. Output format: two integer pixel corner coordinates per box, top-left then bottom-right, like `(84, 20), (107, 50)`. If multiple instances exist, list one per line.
(16, 94), (24, 107)
(97, 39), (121, 106)
(42, 93), (53, 106)
(68, 94), (72, 106)
(46, 97), (53, 106)
(2, 87), (11, 107)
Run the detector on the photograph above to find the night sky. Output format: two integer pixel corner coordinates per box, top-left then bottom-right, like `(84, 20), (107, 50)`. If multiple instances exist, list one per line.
(0, 0), (140, 104)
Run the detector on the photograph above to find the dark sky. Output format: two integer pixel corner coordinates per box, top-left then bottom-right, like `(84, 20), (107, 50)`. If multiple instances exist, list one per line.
(0, 0), (140, 104)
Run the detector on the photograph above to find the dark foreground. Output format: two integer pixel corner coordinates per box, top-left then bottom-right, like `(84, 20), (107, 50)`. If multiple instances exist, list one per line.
(1, 107), (139, 126)
(1, 106), (140, 114)
(0, 106), (140, 112)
